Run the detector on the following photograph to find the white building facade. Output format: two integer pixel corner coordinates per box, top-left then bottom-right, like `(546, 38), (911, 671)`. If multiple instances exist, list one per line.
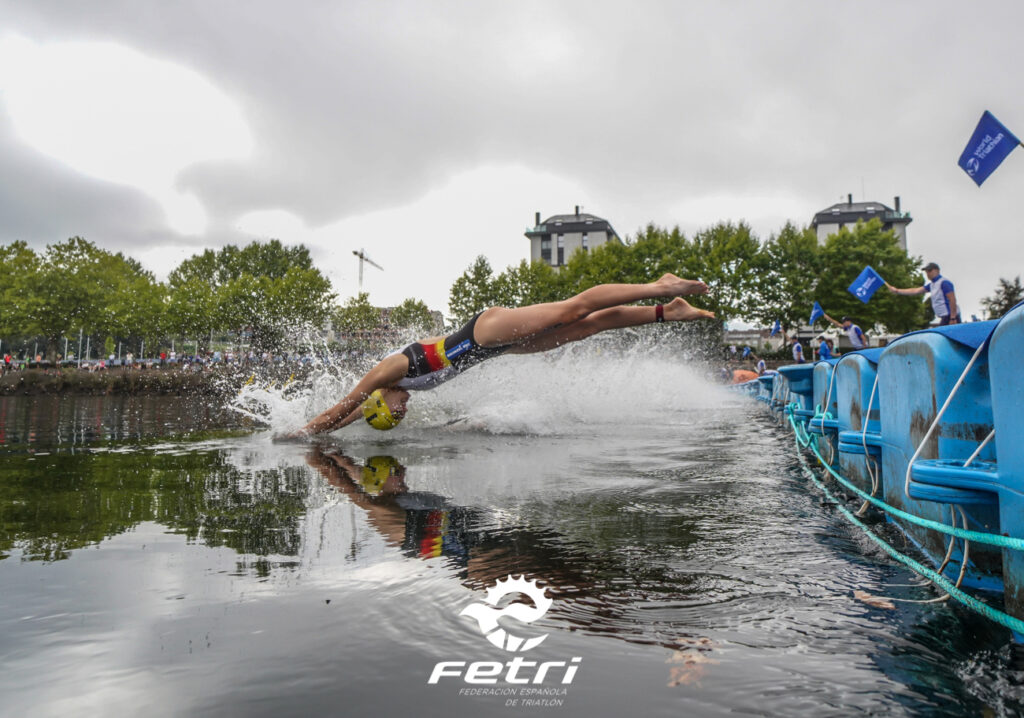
(810, 194), (912, 250)
(524, 207), (621, 268)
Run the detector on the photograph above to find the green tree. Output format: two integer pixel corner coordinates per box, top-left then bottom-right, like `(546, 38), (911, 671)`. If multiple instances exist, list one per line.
(168, 239), (317, 287)
(814, 219), (925, 333)
(490, 260), (563, 308)
(220, 268), (334, 350)
(334, 292), (382, 332)
(0, 241), (41, 343)
(751, 222), (822, 333)
(25, 238), (107, 356)
(168, 239), (335, 351)
(981, 276), (1024, 319)
(685, 222), (762, 321)
(165, 279), (221, 349)
(389, 298), (438, 331)
(95, 252), (166, 353)
(449, 256), (500, 324)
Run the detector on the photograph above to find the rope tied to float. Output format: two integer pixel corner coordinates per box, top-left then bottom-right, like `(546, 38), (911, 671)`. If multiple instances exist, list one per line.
(784, 404), (1024, 551)
(855, 375), (881, 517)
(786, 422), (1024, 636)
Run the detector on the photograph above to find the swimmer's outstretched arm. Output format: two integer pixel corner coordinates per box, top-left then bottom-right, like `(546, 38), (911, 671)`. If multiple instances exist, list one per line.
(295, 353), (409, 436)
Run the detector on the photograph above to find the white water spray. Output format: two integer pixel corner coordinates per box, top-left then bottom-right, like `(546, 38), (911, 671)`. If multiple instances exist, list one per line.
(232, 331), (740, 439)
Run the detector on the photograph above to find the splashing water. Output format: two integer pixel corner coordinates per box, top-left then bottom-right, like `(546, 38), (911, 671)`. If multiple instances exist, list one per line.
(231, 332), (740, 438)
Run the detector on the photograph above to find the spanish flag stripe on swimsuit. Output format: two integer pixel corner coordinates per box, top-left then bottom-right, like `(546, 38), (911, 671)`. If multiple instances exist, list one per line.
(421, 339), (452, 372)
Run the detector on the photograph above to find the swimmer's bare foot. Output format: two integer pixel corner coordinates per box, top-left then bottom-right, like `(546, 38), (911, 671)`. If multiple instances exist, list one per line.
(663, 297), (716, 322)
(656, 273), (709, 297)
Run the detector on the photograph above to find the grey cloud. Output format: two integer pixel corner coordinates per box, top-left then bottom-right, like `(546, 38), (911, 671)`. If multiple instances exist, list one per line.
(0, 0), (1022, 311)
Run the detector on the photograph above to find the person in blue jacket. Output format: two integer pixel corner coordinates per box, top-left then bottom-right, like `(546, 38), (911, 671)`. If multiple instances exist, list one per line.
(817, 336), (832, 361)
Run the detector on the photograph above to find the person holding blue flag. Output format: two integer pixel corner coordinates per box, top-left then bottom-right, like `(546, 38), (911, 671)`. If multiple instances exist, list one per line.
(822, 312), (867, 349)
(886, 262), (960, 325)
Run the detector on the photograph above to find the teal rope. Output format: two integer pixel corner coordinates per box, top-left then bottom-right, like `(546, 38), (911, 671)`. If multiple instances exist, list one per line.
(788, 428), (1024, 635)
(783, 406), (1024, 551)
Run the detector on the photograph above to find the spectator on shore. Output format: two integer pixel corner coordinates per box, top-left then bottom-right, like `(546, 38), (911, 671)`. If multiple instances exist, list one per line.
(886, 262), (961, 325)
(822, 313), (867, 350)
(790, 336), (805, 363)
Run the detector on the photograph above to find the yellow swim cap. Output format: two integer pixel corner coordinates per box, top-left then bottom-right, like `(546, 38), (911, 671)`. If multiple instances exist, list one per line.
(360, 455), (401, 494)
(361, 389), (402, 430)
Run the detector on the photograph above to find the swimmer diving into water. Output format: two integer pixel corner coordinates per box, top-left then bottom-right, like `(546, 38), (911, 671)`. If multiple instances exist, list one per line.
(287, 274), (715, 437)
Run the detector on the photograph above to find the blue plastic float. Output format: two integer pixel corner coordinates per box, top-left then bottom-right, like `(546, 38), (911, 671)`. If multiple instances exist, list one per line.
(758, 302), (1024, 634)
(808, 359), (840, 466)
(836, 348), (885, 496)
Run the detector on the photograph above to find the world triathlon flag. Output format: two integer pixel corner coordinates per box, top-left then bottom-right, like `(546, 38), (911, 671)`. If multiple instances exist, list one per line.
(848, 265), (884, 304)
(809, 302), (825, 325)
(958, 111), (1022, 187)
(770, 319), (781, 337)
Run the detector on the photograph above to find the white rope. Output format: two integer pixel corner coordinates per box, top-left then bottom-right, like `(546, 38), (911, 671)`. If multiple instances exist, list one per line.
(822, 365), (840, 466)
(823, 362), (838, 423)
(903, 340), (989, 499)
(964, 429), (996, 468)
(855, 375), (881, 517)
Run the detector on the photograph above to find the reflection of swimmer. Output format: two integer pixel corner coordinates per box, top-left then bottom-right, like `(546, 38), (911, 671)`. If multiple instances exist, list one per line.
(305, 447), (718, 667)
(304, 447), (596, 589)
(288, 275), (715, 436)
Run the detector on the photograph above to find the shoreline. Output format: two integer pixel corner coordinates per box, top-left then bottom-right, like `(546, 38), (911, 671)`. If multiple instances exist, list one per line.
(0, 367), (260, 396)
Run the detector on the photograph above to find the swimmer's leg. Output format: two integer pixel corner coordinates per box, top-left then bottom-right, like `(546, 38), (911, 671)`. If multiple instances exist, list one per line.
(473, 274), (708, 348)
(504, 298), (716, 355)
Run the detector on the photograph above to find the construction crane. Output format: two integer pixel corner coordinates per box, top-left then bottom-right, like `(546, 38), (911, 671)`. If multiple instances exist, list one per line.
(351, 248), (383, 292)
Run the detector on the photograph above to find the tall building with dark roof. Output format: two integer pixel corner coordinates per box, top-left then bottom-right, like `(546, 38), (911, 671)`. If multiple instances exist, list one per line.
(810, 194), (912, 250)
(524, 206), (621, 268)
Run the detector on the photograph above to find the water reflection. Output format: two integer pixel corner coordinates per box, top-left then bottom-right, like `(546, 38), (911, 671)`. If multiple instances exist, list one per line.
(4, 394), (1024, 715)
(305, 447), (600, 595)
(0, 443), (309, 565)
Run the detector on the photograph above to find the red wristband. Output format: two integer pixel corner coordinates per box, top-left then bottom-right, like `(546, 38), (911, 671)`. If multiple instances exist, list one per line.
(655, 304), (664, 322)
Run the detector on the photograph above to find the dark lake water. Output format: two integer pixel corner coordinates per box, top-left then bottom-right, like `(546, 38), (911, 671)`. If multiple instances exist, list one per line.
(2, 354), (1023, 717)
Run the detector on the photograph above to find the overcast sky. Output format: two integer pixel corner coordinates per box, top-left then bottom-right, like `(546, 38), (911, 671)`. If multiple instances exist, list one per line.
(0, 1), (1021, 319)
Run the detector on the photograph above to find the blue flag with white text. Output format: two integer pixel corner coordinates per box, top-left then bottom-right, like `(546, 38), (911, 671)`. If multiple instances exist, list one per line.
(809, 302), (824, 325)
(770, 319), (781, 337)
(958, 111), (1021, 186)
(848, 265), (884, 304)
(742, 346), (751, 358)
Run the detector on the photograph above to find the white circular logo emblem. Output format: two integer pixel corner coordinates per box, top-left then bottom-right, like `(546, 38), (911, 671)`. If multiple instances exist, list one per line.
(460, 575), (553, 652)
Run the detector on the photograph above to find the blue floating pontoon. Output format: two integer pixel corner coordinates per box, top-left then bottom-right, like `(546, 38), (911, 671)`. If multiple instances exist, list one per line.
(757, 302), (1024, 635)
